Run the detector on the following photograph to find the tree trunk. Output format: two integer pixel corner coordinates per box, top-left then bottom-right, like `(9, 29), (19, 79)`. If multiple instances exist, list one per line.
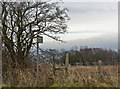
(9, 50), (16, 68)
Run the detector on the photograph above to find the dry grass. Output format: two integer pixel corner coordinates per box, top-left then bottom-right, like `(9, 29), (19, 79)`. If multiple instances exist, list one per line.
(50, 64), (118, 87)
(3, 60), (118, 87)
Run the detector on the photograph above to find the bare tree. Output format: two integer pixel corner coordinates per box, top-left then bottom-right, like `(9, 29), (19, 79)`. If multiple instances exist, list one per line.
(1, 2), (69, 65)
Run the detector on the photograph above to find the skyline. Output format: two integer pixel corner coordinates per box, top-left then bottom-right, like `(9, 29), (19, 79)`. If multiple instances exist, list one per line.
(40, 2), (118, 50)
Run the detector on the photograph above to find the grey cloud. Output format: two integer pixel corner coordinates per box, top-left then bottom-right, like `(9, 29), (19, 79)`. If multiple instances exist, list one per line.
(63, 2), (117, 14)
(40, 33), (118, 50)
(39, 2), (118, 51)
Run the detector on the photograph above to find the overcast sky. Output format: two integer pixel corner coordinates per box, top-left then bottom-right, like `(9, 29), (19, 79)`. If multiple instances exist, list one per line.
(40, 2), (118, 50)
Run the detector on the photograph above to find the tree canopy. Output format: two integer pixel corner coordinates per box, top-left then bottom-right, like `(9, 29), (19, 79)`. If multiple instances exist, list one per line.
(1, 2), (70, 64)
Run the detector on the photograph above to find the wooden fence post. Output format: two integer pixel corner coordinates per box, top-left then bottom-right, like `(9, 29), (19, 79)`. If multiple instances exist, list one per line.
(65, 52), (69, 78)
(98, 60), (102, 75)
(53, 56), (55, 76)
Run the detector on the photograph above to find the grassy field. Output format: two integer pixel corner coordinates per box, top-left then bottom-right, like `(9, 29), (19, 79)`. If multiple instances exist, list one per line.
(51, 64), (118, 87)
(3, 60), (118, 87)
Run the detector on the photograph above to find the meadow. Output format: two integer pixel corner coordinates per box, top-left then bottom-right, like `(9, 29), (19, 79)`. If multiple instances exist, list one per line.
(3, 61), (118, 87)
